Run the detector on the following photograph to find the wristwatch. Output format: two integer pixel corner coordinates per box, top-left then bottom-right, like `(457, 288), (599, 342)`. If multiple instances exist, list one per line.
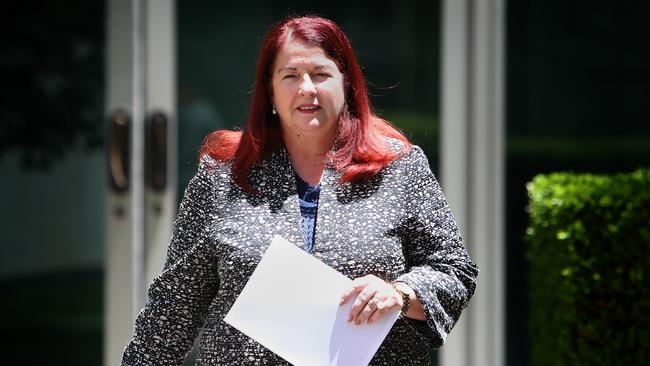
(391, 282), (411, 316)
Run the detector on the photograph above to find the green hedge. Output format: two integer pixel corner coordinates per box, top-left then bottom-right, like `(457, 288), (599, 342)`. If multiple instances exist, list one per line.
(525, 169), (650, 366)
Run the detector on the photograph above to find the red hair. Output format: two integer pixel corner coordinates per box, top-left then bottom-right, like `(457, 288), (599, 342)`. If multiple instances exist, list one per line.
(200, 16), (410, 191)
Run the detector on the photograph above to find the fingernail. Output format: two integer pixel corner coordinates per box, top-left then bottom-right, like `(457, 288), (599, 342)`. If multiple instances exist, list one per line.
(367, 319), (373, 324)
(347, 316), (352, 323)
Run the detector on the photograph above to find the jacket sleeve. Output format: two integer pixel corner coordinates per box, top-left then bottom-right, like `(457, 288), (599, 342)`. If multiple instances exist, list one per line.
(121, 156), (221, 366)
(395, 146), (479, 349)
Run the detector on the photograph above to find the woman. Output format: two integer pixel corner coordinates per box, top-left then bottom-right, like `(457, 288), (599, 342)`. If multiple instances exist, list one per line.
(122, 16), (478, 365)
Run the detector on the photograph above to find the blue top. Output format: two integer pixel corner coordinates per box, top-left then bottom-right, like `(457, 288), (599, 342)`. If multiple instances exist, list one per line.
(295, 173), (321, 253)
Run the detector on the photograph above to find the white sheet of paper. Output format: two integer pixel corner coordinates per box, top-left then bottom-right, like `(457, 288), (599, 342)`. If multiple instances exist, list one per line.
(223, 235), (400, 366)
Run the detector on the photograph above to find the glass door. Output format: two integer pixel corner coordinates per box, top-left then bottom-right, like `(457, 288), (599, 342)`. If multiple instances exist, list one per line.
(1, 2), (176, 364)
(0, 1), (107, 365)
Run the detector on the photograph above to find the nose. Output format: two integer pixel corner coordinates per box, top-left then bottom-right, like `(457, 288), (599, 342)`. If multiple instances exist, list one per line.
(299, 74), (317, 97)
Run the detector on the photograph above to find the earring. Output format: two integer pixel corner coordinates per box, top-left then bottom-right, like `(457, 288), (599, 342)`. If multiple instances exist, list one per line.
(272, 105), (277, 115)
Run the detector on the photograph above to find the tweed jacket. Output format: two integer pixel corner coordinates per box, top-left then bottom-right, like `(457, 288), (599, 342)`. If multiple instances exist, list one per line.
(121, 143), (479, 365)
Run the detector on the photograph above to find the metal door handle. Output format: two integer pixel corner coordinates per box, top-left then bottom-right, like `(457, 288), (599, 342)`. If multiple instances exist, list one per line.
(146, 111), (167, 191)
(108, 110), (130, 192)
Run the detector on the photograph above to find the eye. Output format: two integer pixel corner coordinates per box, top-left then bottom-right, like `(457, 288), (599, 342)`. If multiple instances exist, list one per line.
(313, 73), (331, 81)
(282, 74), (297, 80)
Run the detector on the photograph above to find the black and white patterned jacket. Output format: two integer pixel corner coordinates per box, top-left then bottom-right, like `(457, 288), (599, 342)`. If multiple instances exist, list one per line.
(121, 142), (478, 365)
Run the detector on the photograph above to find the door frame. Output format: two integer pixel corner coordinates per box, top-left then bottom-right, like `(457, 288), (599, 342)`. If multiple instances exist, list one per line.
(105, 1), (176, 364)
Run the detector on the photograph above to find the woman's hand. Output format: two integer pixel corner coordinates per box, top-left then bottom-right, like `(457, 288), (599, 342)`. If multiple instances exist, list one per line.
(339, 274), (404, 325)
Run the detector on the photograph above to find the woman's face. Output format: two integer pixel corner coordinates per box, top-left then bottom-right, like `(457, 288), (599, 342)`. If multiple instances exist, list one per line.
(271, 37), (345, 144)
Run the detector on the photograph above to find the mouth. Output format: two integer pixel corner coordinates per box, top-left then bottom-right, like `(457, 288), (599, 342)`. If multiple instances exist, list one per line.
(296, 104), (321, 114)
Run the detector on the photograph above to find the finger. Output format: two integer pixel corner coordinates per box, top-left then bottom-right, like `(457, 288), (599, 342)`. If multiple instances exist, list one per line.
(378, 296), (399, 311)
(368, 305), (385, 324)
(340, 276), (373, 306)
(375, 296), (386, 311)
(355, 299), (378, 325)
(339, 285), (358, 306)
(348, 289), (377, 322)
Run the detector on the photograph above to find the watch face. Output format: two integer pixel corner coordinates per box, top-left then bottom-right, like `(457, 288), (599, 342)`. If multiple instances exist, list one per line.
(391, 283), (410, 314)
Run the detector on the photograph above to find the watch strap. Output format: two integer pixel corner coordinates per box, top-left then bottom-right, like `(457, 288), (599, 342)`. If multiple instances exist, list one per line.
(391, 282), (411, 316)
